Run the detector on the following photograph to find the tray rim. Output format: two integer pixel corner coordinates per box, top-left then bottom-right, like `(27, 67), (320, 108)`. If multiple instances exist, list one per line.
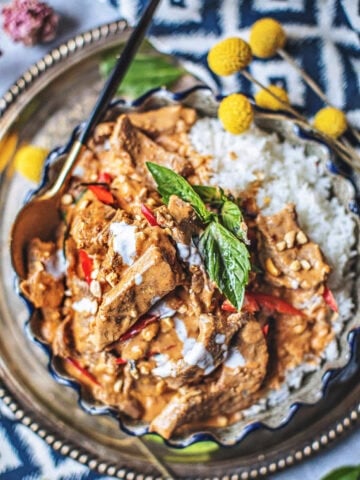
(1, 19), (360, 480)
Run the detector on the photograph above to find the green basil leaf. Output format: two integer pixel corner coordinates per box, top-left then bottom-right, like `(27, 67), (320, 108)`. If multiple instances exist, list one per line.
(199, 222), (251, 310)
(321, 466), (360, 480)
(100, 52), (183, 98)
(146, 162), (213, 223)
(198, 224), (220, 283)
(193, 185), (225, 205)
(221, 200), (248, 242)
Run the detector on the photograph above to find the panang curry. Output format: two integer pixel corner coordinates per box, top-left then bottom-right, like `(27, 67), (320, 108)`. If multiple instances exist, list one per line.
(20, 105), (337, 438)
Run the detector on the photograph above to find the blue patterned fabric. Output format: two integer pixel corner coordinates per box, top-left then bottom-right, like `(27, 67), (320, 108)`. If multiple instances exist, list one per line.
(112, 0), (359, 125)
(0, 401), (111, 480)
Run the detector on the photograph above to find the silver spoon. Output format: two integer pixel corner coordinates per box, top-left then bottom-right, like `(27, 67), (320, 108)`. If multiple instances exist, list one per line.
(11, 0), (161, 279)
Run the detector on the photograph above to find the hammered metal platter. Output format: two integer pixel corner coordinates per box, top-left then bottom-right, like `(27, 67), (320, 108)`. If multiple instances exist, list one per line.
(0, 20), (360, 479)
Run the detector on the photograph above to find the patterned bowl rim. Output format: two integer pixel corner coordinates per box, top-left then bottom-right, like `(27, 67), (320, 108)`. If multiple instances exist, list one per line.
(1, 19), (360, 479)
(21, 83), (360, 448)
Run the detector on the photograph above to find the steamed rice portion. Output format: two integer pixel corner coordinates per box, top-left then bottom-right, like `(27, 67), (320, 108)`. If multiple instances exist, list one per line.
(189, 117), (356, 350)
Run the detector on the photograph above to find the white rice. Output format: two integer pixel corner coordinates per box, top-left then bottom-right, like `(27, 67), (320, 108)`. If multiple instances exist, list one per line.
(189, 118), (357, 415)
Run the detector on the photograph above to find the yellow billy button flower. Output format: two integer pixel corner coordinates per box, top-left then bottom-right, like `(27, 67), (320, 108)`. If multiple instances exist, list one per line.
(14, 144), (49, 183)
(250, 18), (286, 58)
(255, 85), (289, 111)
(208, 37), (252, 76)
(313, 107), (348, 139)
(218, 93), (253, 134)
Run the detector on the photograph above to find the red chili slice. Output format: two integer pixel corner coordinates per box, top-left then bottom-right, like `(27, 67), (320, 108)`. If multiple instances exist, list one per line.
(115, 357), (127, 365)
(66, 358), (101, 387)
(119, 315), (159, 342)
(88, 185), (114, 205)
(323, 286), (338, 313)
(78, 249), (93, 284)
(221, 299), (237, 313)
(221, 295), (259, 314)
(141, 204), (159, 226)
(98, 172), (113, 184)
(262, 324), (269, 336)
(243, 293), (260, 314)
(221, 292), (301, 316)
(246, 292), (303, 316)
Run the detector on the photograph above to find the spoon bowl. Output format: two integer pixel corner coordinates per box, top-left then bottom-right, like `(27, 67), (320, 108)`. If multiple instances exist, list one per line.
(10, 141), (84, 279)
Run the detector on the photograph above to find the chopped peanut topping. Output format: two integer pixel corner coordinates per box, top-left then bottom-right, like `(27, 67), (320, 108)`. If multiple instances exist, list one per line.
(284, 230), (296, 249)
(300, 259), (311, 271)
(296, 231), (308, 245)
(276, 240), (286, 252)
(265, 257), (280, 277)
(289, 260), (301, 272)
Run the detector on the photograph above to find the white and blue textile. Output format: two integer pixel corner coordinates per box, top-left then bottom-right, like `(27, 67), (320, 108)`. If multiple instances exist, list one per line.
(111, 0), (360, 124)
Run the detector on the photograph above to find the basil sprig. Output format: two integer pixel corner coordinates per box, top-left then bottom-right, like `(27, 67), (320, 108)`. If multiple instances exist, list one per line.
(194, 185), (248, 243)
(193, 185), (225, 206)
(199, 222), (250, 309)
(146, 162), (214, 223)
(146, 162), (251, 310)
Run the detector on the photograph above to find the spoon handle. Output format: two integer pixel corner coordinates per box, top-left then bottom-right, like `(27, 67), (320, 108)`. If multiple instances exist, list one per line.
(78, 0), (161, 145)
(44, 0), (161, 198)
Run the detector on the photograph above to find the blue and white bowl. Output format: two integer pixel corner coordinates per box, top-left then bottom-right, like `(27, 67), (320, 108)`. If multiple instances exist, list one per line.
(18, 86), (360, 447)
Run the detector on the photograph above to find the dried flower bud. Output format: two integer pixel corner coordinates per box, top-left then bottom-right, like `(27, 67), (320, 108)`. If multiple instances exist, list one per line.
(2, 0), (59, 46)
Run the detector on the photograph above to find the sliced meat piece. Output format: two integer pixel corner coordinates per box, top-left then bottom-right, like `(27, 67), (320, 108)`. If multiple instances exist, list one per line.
(94, 240), (183, 350)
(153, 311), (244, 389)
(53, 316), (74, 358)
(256, 204), (330, 290)
(93, 122), (115, 143)
(167, 195), (201, 244)
(267, 305), (333, 389)
(150, 320), (268, 439)
(156, 131), (191, 155)
(96, 362), (144, 419)
(69, 198), (116, 253)
(20, 239), (65, 308)
(20, 268), (64, 308)
(127, 105), (196, 138)
(110, 115), (194, 182)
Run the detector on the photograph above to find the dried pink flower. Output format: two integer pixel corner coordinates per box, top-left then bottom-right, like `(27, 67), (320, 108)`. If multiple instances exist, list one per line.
(2, 0), (59, 46)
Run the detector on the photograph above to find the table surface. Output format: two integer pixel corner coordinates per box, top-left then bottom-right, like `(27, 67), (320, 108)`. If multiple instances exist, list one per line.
(0, 1), (359, 479)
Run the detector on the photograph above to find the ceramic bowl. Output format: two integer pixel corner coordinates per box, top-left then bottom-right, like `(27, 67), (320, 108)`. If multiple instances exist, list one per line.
(17, 86), (360, 447)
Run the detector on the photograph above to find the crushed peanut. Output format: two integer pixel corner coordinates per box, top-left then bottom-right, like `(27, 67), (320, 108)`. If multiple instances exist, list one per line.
(265, 257), (280, 277)
(300, 280), (310, 289)
(289, 260), (301, 272)
(276, 240), (286, 251)
(296, 231), (308, 245)
(216, 415), (229, 427)
(293, 323), (307, 334)
(139, 363), (151, 375)
(90, 268), (99, 280)
(141, 322), (159, 342)
(129, 368), (140, 380)
(90, 280), (102, 298)
(129, 345), (144, 360)
(155, 379), (166, 395)
(160, 317), (174, 333)
(284, 230), (296, 249)
(78, 199), (89, 210)
(105, 272), (118, 287)
(300, 259), (311, 271)
(61, 193), (73, 206)
(263, 196), (271, 207)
